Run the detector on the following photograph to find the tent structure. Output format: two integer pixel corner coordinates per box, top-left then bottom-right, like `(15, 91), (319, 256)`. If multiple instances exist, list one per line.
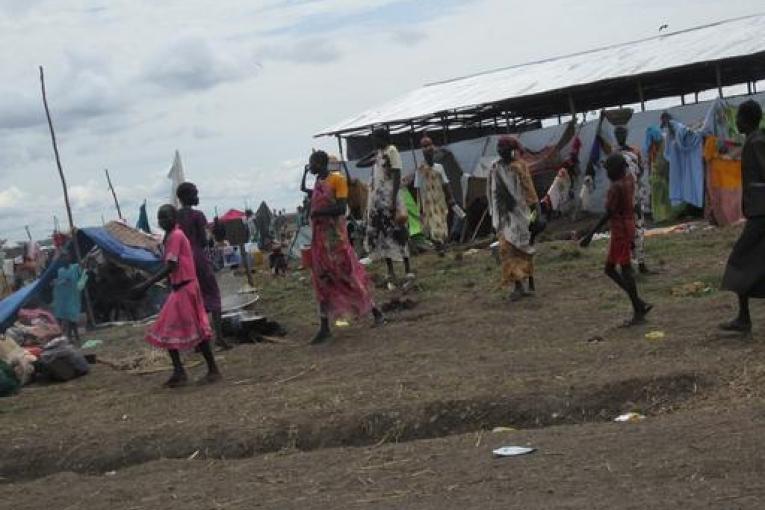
(318, 15), (765, 146)
(219, 209), (246, 223)
(0, 226), (162, 331)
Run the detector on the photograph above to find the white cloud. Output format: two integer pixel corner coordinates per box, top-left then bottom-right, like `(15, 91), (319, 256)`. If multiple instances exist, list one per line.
(143, 34), (260, 92)
(0, 187), (25, 209)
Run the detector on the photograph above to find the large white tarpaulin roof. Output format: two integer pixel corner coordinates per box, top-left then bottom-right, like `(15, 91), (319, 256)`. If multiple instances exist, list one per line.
(317, 15), (765, 137)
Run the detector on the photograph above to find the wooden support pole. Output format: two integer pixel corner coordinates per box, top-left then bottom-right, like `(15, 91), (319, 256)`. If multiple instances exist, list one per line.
(567, 93), (576, 118)
(441, 114), (449, 145)
(747, 82), (753, 95)
(409, 124), (419, 168)
(680, 94), (686, 106)
(694, 91), (700, 103)
(104, 169), (123, 220)
(40, 65), (95, 328)
(637, 82), (646, 112)
(715, 63), (723, 98)
(336, 135), (352, 182)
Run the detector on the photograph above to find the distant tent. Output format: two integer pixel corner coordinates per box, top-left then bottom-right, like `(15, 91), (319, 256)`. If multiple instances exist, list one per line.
(219, 209), (246, 223)
(136, 201), (151, 233)
(254, 202), (273, 249)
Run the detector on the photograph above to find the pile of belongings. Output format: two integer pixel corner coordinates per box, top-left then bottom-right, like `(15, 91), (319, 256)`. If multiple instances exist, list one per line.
(0, 332), (90, 397)
(5, 309), (63, 346)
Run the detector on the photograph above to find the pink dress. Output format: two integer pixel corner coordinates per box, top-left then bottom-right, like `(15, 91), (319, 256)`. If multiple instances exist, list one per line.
(310, 176), (375, 320)
(146, 227), (212, 351)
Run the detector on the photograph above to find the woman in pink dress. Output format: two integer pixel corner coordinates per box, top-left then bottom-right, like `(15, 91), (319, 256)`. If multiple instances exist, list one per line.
(133, 204), (221, 387)
(301, 150), (384, 344)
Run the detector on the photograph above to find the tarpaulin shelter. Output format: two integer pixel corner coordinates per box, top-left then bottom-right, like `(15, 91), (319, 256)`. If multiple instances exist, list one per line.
(0, 226), (162, 332)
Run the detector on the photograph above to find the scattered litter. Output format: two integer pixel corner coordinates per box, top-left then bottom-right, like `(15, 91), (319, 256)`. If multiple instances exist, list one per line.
(335, 320), (350, 328)
(105, 471), (117, 477)
(645, 221), (706, 238)
(586, 335), (605, 343)
(493, 446), (536, 457)
(237, 286), (258, 295)
(645, 331), (666, 341)
(121, 414), (128, 421)
(591, 232), (610, 242)
(491, 426), (516, 433)
(81, 340), (103, 350)
(464, 249), (481, 256)
(671, 281), (713, 298)
(614, 412), (646, 423)
(359, 257), (372, 266)
(187, 450), (200, 461)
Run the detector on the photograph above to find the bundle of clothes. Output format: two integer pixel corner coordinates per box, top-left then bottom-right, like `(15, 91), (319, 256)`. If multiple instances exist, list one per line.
(0, 331), (90, 397)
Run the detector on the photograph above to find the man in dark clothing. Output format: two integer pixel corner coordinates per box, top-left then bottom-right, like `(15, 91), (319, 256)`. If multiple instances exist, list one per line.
(720, 100), (765, 334)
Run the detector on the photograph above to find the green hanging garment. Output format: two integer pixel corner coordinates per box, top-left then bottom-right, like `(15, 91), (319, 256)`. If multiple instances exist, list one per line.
(401, 188), (423, 238)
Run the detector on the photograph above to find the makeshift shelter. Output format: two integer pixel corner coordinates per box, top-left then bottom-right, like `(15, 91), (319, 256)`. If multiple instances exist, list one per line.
(317, 16), (765, 222)
(0, 225), (163, 331)
(254, 202), (274, 249)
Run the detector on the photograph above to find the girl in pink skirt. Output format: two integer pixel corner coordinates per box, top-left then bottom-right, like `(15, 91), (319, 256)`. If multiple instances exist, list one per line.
(133, 204), (221, 387)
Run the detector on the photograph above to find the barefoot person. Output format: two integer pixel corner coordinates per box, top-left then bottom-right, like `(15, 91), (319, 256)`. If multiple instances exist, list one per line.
(580, 153), (652, 326)
(176, 182), (230, 350)
(357, 128), (413, 285)
(303, 151), (384, 344)
(613, 125), (651, 274)
(134, 205), (221, 387)
(487, 136), (542, 301)
(720, 100), (765, 334)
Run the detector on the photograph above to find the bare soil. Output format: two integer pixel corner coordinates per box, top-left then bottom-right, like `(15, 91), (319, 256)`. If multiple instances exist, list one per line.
(2, 224), (765, 509)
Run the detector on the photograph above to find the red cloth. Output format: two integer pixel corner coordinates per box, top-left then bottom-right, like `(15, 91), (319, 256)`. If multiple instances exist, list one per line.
(606, 177), (636, 266)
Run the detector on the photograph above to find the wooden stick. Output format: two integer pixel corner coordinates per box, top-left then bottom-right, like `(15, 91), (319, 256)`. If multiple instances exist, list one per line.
(470, 207), (489, 244)
(104, 169), (123, 220)
(40, 65), (96, 328)
(274, 364), (316, 385)
(24, 226), (32, 241)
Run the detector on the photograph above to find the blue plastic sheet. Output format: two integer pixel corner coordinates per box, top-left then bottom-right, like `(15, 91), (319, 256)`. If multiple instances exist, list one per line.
(0, 228), (161, 331)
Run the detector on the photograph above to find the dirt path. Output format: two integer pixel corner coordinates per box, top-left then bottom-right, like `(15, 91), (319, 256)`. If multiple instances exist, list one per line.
(1, 225), (764, 508)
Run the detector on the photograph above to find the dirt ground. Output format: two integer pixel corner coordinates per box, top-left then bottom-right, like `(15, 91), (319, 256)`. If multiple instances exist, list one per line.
(2, 224), (765, 509)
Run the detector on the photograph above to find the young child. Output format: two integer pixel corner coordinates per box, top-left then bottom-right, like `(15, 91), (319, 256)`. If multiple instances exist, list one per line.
(580, 153), (652, 326)
(133, 204), (221, 387)
(269, 242), (288, 276)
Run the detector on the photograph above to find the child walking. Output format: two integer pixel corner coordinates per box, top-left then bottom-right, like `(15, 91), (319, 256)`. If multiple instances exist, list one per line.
(580, 153), (652, 326)
(133, 204), (221, 387)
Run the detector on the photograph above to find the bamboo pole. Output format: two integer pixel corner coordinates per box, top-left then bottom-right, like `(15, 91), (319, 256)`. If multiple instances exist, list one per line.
(104, 169), (123, 220)
(40, 65), (95, 328)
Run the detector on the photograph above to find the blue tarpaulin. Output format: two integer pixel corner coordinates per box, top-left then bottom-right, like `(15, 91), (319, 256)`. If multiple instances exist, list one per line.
(76, 228), (162, 273)
(0, 227), (162, 332)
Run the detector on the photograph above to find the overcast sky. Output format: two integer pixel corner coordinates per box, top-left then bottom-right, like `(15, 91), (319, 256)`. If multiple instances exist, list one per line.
(0, 0), (761, 242)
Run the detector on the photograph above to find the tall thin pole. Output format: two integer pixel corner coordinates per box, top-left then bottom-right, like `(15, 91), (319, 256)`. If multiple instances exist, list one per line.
(40, 65), (95, 328)
(104, 169), (123, 220)
(24, 226), (32, 241)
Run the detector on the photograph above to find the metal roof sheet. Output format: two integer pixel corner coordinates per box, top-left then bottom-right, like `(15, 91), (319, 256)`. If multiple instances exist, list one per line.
(317, 15), (765, 136)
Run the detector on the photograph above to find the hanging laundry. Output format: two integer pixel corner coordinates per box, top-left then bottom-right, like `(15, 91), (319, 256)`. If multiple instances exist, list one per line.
(703, 136), (744, 226)
(664, 120), (705, 209)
